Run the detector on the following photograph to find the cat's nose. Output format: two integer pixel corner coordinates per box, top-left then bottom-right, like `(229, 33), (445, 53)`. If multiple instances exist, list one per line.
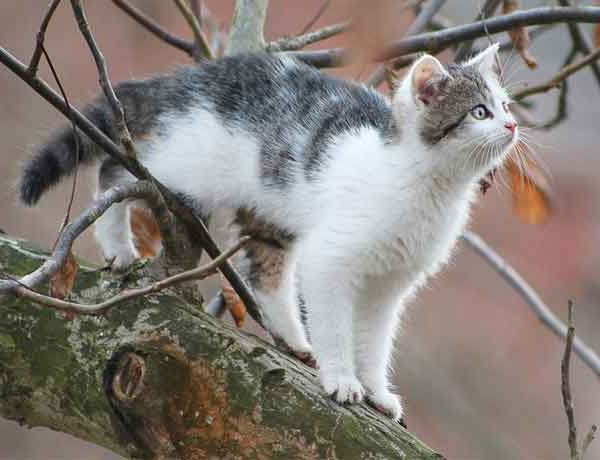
(504, 122), (517, 133)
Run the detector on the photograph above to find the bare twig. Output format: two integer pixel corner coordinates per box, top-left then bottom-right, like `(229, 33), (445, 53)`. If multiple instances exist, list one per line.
(0, 44), (264, 327)
(70, 0), (136, 158)
(562, 301), (578, 460)
(379, 6), (600, 60)
(461, 231), (600, 377)
(513, 46), (600, 99)
(366, 0), (446, 87)
(40, 44), (80, 231)
(10, 238), (249, 316)
(558, 0), (600, 86)
(267, 22), (349, 52)
(539, 47), (576, 130)
(0, 182), (172, 294)
(28, 0), (62, 75)
(173, 0), (213, 60)
(299, 0), (331, 34)
(112, 0), (195, 56)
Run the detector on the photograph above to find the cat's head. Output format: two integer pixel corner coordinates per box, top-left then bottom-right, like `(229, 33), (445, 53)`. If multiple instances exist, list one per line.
(395, 44), (517, 177)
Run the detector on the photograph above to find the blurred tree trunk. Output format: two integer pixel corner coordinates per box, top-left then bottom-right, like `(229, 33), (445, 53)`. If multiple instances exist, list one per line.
(0, 234), (443, 459)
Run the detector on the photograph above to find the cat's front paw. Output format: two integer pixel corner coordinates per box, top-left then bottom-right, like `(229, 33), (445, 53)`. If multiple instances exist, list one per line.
(321, 372), (365, 404)
(366, 389), (403, 422)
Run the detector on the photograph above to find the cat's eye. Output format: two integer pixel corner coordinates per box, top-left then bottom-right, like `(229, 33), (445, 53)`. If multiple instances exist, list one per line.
(470, 104), (491, 120)
(502, 101), (510, 113)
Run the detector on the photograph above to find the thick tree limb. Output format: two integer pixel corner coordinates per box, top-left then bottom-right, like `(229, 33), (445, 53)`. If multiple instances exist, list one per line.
(112, 0), (195, 56)
(0, 235), (443, 459)
(462, 232), (600, 377)
(225, 0), (269, 54)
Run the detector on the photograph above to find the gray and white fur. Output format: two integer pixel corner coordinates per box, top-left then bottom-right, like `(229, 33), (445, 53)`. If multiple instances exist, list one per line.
(19, 45), (518, 421)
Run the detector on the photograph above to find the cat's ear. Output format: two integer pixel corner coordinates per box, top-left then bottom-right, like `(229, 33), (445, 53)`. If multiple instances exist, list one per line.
(465, 43), (500, 76)
(410, 54), (449, 106)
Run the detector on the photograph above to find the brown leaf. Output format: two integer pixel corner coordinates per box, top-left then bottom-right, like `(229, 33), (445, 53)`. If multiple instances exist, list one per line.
(220, 274), (246, 328)
(50, 250), (79, 299)
(505, 150), (552, 225)
(130, 207), (162, 258)
(503, 1), (538, 69)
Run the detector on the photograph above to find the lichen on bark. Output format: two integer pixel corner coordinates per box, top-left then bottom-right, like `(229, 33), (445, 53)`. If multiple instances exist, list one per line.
(0, 235), (443, 459)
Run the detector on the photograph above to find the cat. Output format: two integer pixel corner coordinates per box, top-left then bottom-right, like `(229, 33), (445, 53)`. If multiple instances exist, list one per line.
(19, 43), (517, 421)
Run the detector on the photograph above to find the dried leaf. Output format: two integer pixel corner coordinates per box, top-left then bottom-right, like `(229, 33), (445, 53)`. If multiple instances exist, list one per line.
(503, 1), (537, 69)
(130, 207), (162, 258)
(505, 150), (552, 225)
(220, 273), (246, 328)
(50, 250), (79, 299)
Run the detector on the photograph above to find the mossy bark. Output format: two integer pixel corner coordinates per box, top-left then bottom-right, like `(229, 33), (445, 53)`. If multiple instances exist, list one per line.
(0, 235), (443, 459)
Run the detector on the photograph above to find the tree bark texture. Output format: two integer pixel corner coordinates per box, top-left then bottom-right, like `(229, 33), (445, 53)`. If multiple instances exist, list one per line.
(0, 234), (443, 459)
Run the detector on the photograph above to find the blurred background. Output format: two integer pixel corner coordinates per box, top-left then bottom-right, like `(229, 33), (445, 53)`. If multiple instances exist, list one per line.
(1, 1), (599, 459)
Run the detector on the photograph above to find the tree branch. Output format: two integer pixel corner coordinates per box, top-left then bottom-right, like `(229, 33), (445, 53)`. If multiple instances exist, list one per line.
(366, 0), (446, 87)
(557, 0), (600, 86)
(461, 231), (600, 377)
(285, 47), (349, 68)
(28, 0), (62, 75)
(266, 21), (349, 52)
(173, 0), (213, 60)
(512, 46), (600, 100)
(225, 0), (269, 54)
(8, 238), (249, 316)
(379, 6), (600, 60)
(111, 0), (195, 56)
(0, 236), (442, 459)
(562, 301), (578, 460)
(454, 0), (502, 62)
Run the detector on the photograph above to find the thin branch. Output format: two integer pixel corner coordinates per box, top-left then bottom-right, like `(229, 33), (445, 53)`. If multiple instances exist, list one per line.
(0, 182), (170, 294)
(70, 0), (136, 158)
(40, 44), (80, 231)
(299, 0), (331, 34)
(173, 0), (213, 60)
(539, 47), (576, 130)
(512, 46), (600, 99)
(461, 231), (600, 377)
(0, 44), (264, 327)
(28, 0), (62, 75)
(558, 0), (600, 86)
(366, 0), (446, 87)
(266, 21), (349, 52)
(379, 6), (600, 60)
(111, 0), (194, 56)
(562, 301), (578, 460)
(454, 0), (502, 62)
(10, 238), (249, 316)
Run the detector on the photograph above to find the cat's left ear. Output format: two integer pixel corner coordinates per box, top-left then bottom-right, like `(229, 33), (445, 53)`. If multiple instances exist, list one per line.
(410, 54), (450, 106)
(465, 43), (500, 76)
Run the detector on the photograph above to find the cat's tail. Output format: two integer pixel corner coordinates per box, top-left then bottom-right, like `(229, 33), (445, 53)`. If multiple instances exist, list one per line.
(19, 102), (115, 206)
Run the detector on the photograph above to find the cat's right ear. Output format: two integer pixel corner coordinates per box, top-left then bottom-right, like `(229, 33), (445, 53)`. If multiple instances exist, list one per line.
(410, 55), (449, 106)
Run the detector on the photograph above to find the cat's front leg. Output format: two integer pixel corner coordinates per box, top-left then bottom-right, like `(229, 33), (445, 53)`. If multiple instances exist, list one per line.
(355, 280), (405, 422)
(300, 244), (364, 404)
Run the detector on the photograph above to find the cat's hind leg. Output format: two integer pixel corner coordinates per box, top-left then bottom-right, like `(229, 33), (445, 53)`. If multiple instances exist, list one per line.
(233, 210), (312, 359)
(94, 158), (139, 272)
